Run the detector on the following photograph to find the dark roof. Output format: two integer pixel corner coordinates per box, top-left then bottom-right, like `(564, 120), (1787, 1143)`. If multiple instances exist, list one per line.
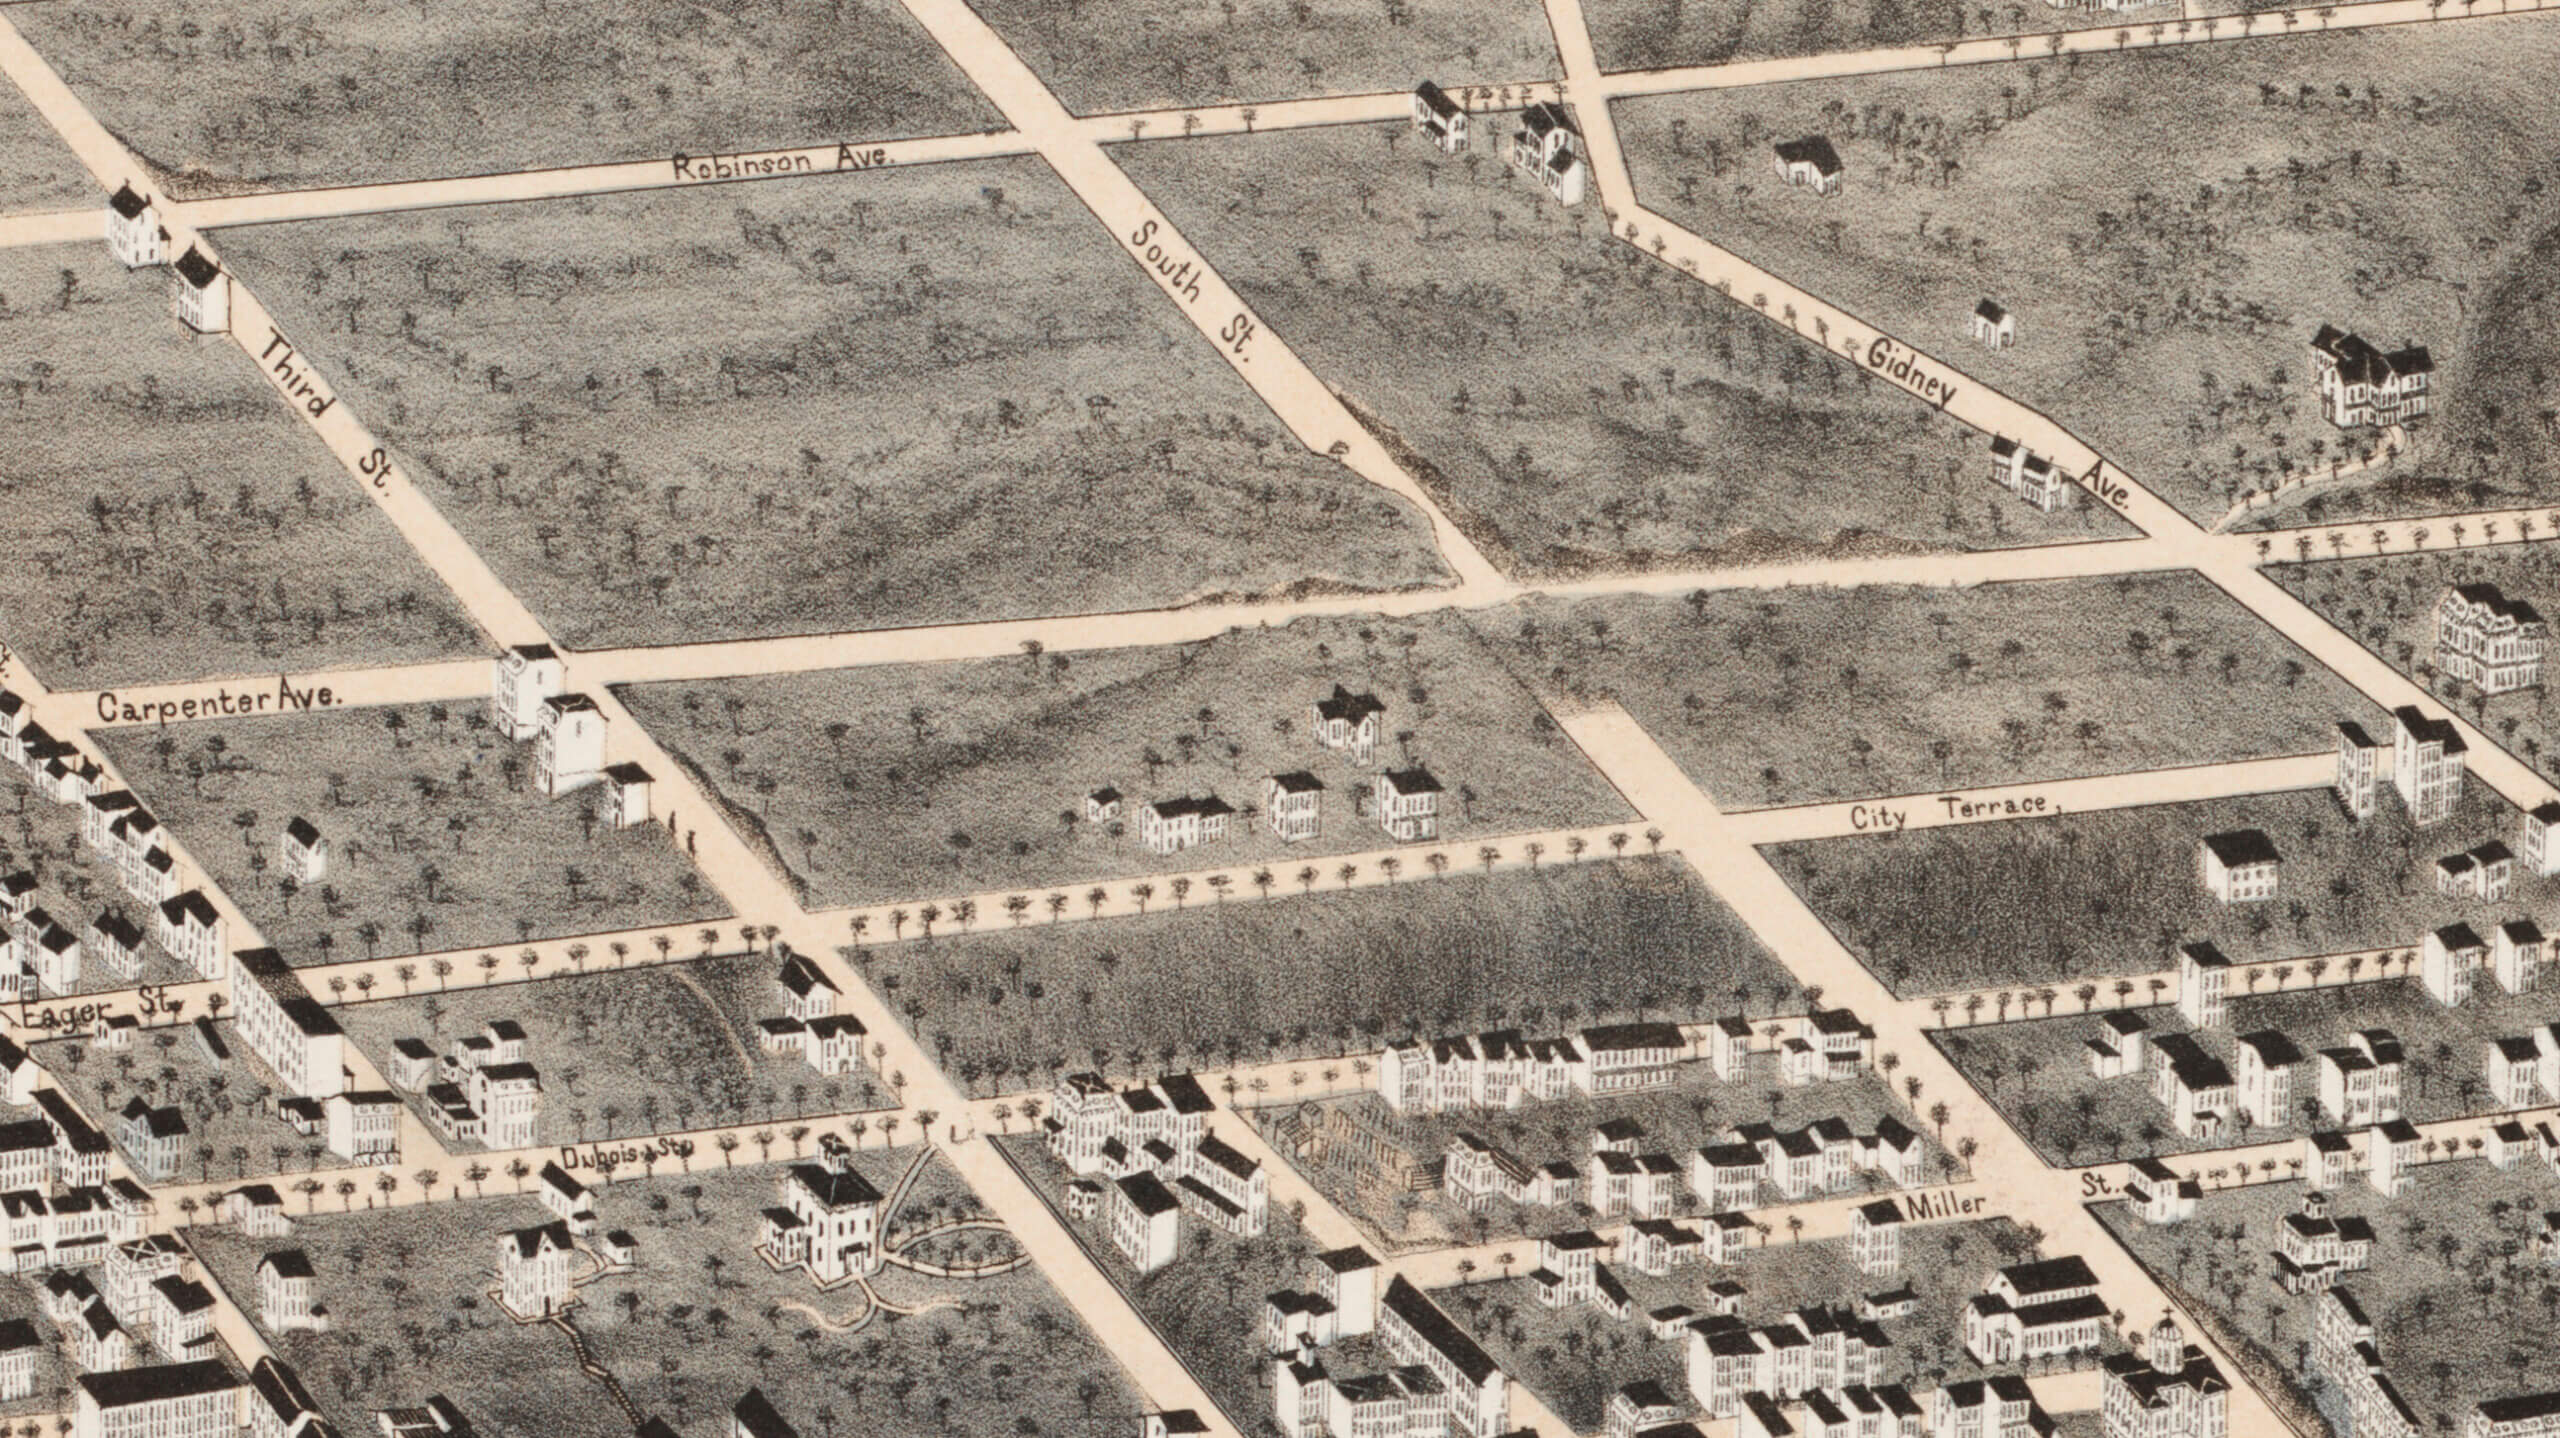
(1856, 1198), (1903, 1226)
(789, 1161), (882, 1209)
(1382, 1276), (1498, 1385)
(778, 953), (838, 997)
(158, 890), (219, 927)
(248, 1356), (319, 1423)
(2000, 1254), (2100, 1297)
(1414, 80), (1460, 118)
(1773, 135), (1843, 174)
(604, 762), (652, 784)
(2311, 325), (2432, 385)
(1155, 1072), (1214, 1114)
(1147, 794), (1233, 820)
(1317, 1245), (1376, 1274)
(2237, 1030), (2302, 1066)
(1975, 298), (2006, 322)
(173, 246), (220, 290)
(733, 1389), (799, 1438)
(1582, 1022), (1684, 1053)
(1268, 770), (1324, 794)
(2179, 940), (2232, 969)
(506, 1221), (574, 1259)
(1315, 685), (1384, 723)
(91, 911), (143, 947)
(1115, 1172), (1179, 1216)
(284, 816), (321, 846)
(1380, 766), (1443, 796)
(108, 183), (148, 218)
(259, 1249), (315, 1279)
(2201, 829), (2279, 866)
(78, 1360), (237, 1408)
(2338, 720), (2377, 748)
(2393, 705), (2464, 753)
(2478, 1392), (2560, 1424)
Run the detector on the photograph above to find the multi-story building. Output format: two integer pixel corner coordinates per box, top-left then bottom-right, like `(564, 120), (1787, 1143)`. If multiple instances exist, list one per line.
(1312, 686), (1385, 763)
(2336, 720), (2383, 820)
(2099, 1317), (2228, 1438)
(73, 1361), (239, 1438)
(1411, 80), (1469, 154)
(1962, 1256), (2106, 1366)
(2088, 1010), (2150, 1079)
(2437, 585), (2550, 694)
(2393, 706), (2466, 827)
(1264, 772), (1324, 842)
(171, 248), (228, 334)
(2310, 325), (2432, 428)
(2125, 1157), (2201, 1225)
(761, 1136), (882, 1283)
(2177, 942), (2232, 1029)
(1378, 1277), (1507, 1438)
(1374, 768), (1443, 842)
(533, 693), (605, 795)
(2470, 1392), (2560, 1438)
(230, 948), (346, 1099)
(1578, 1024), (1683, 1095)
(468, 1063), (542, 1149)
(1928, 1376), (2038, 1438)
(2426, 923), (2488, 1006)
(497, 1220), (575, 1318)
(2319, 1030), (2404, 1126)
(2198, 830), (2280, 903)
(113, 1101), (186, 1182)
(277, 818), (328, 885)
(2273, 1190), (2374, 1294)
(2498, 920), (2546, 996)
(1508, 102), (1587, 206)
(491, 644), (565, 740)
(1772, 135), (1844, 195)
(1109, 1172), (1181, 1274)
(2489, 1037), (2544, 1109)
(2148, 1034), (2234, 1138)
(1140, 796), (1233, 855)
(1850, 1199), (1903, 1277)
(324, 1091), (401, 1164)
(256, 1250), (326, 1332)
(104, 184), (166, 270)
(2528, 801), (2560, 877)
(153, 893), (223, 982)
(2233, 1030), (2301, 1130)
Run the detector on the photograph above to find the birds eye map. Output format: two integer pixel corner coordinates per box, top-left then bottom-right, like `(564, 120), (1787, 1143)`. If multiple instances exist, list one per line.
(0, 0), (2554, 1435)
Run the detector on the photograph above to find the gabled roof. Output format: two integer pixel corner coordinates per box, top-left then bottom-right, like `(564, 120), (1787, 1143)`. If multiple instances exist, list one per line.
(1773, 135), (1843, 175)
(173, 246), (221, 290)
(108, 183), (148, 219)
(1314, 685), (1384, 723)
(2201, 829), (2279, 867)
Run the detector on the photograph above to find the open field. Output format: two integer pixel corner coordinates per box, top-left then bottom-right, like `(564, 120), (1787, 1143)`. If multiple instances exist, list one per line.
(333, 951), (891, 1150)
(1001, 1131), (1307, 1434)
(1614, 23), (2560, 527)
(1940, 971), (2560, 1166)
(1772, 779), (2525, 996)
(1455, 1216), (2046, 1430)
(98, 703), (727, 965)
(16, 0), (998, 198)
(621, 612), (1631, 907)
(1480, 572), (2373, 810)
(0, 79), (95, 213)
(1589, 0), (2094, 72)
(2276, 547), (2560, 784)
(192, 1152), (1137, 1438)
(1117, 122), (2130, 581)
(969, 0), (1558, 114)
(214, 162), (1449, 649)
(0, 250), (476, 689)
(2097, 1161), (2560, 1435)
(1255, 1059), (1938, 1250)
(860, 856), (1794, 1091)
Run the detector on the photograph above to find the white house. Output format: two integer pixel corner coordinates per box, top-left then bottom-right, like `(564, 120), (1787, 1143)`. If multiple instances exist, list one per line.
(760, 1136), (882, 1284)
(2424, 922), (2487, 1006)
(490, 644), (565, 740)
(2528, 800), (2560, 877)
(1508, 101), (1587, 206)
(255, 1250), (326, 1333)
(2488, 1036), (2543, 1110)
(2198, 829), (2279, 903)
(1140, 795), (1233, 855)
(278, 817), (327, 884)
(153, 892), (224, 983)
(1375, 767), (1443, 842)
(73, 1361), (239, 1438)
(171, 247), (229, 334)
(2337, 720), (2383, 820)
(534, 693), (605, 795)
(105, 183), (167, 270)
(2310, 325), (2431, 429)
(2436, 583), (2547, 696)
(599, 762), (654, 829)
(2392, 705), (2465, 827)
(1264, 772), (1323, 842)
(1311, 685), (1384, 762)
(1968, 298), (2015, 349)
(497, 1220), (576, 1318)
(1412, 81), (1468, 154)
(2496, 919), (2545, 995)
(1849, 1199), (1902, 1277)
(1109, 1171), (1181, 1274)
(1772, 136), (1843, 195)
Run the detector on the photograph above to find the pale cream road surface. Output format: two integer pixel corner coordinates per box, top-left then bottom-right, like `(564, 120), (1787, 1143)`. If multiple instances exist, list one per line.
(0, 205), (96, 246)
(53, 658), (492, 731)
(1557, 703), (2292, 1436)
(1723, 750), (2337, 844)
(2252, 503), (2560, 561)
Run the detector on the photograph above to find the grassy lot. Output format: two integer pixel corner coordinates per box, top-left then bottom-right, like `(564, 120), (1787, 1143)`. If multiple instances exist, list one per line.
(1939, 971), (2554, 1167)
(2276, 547), (2560, 783)
(214, 162), (1448, 649)
(620, 611), (1630, 907)
(0, 1273), (73, 1417)
(1256, 1059), (1938, 1251)
(1117, 122), (2130, 581)
(333, 951), (891, 1152)
(1614, 24), (2560, 528)
(1454, 1216), (2046, 1429)
(0, 80), (95, 213)
(97, 703), (728, 965)
(2096, 1161), (2560, 1434)
(0, 250), (476, 689)
(969, 0), (1558, 113)
(1001, 1131), (1311, 1434)
(1773, 779), (2527, 996)
(40, 1018), (333, 1186)
(16, 0), (997, 198)
(194, 1152), (1137, 1438)
(1589, 0), (2083, 72)
(1479, 572), (2372, 810)
(860, 856), (1795, 1091)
